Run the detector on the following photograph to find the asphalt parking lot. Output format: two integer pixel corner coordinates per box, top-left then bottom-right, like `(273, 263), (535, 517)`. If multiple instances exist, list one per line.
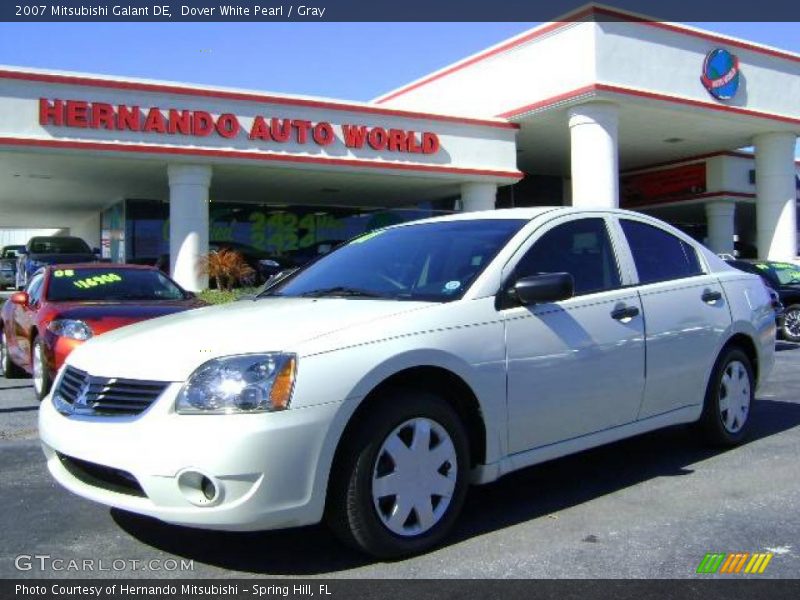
(1, 342), (798, 579)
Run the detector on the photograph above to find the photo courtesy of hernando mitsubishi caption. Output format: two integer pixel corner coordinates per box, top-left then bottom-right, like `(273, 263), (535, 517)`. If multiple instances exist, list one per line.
(39, 207), (775, 558)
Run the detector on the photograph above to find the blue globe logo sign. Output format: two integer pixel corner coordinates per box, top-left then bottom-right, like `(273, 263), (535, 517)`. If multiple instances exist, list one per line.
(701, 48), (740, 101)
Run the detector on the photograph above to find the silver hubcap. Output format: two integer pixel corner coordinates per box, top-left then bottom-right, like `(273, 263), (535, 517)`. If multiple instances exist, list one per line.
(719, 360), (751, 434)
(371, 417), (458, 537)
(785, 309), (800, 338)
(32, 344), (43, 394)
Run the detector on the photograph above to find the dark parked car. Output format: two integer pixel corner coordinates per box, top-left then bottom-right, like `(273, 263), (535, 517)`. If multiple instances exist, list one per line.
(0, 245), (24, 289)
(726, 259), (800, 341)
(155, 240), (288, 286)
(16, 236), (98, 290)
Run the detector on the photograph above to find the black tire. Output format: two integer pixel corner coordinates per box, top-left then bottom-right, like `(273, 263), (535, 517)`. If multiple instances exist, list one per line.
(0, 327), (25, 379)
(781, 304), (800, 343)
(326, 389), (470, 559)
(698, 347), (755, 447)
(31, 335), (52, 401)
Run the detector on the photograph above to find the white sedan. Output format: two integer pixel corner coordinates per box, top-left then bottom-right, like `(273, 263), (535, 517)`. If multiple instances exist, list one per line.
(39, 208), (775, 558)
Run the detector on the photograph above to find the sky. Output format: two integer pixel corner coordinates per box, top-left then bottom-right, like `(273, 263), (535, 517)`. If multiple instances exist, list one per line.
(0, 21), (798, 155)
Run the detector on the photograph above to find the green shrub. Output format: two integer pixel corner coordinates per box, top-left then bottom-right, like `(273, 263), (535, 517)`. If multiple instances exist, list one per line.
(198, 286), (260, 305)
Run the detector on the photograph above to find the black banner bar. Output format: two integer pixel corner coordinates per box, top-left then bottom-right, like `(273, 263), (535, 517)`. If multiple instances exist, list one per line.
(1, 0), (800, 22)
(4, 580), (800, 600)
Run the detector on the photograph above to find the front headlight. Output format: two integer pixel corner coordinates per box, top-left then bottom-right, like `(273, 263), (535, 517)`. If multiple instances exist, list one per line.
(176, 353), (297, 414)
(47, 319), (93, 341)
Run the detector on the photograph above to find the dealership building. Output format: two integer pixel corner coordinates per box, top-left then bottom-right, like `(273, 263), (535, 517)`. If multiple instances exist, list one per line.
(1, 5), (799, 290)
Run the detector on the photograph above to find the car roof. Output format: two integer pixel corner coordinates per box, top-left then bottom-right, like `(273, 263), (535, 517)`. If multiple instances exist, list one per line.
(391, 206), (695, 226)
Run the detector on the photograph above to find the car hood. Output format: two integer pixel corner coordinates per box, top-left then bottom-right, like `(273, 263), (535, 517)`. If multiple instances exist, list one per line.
(49, 300), (205, 333)
(66, 297), (433, 381)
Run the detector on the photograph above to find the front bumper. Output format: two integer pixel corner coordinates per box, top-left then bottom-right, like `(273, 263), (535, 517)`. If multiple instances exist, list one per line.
(39, 384), (341, 531)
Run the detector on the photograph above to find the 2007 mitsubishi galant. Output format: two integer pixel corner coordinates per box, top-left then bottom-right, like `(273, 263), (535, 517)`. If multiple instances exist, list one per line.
(39, 208), (775, 558)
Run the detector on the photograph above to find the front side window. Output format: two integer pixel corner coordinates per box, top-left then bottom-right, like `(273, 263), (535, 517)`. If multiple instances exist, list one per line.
(46, 268), (185, 302)
(514, 218), (621, 296)
(269, 219), (527, 302)
(26, 274), (44, 304)
(621, 220), (703, 285)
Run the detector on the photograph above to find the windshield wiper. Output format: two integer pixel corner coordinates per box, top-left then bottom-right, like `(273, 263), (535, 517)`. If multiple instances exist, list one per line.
(298, 286), (388, 299)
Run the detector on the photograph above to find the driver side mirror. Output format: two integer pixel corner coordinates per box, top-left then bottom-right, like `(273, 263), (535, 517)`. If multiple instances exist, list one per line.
(9, 291), (29, 306)
(512, 273), (574, 306)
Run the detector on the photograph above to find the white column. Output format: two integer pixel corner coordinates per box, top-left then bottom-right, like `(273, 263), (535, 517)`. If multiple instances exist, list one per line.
(168, 164), (212, 291)
(705, 201), (736, 255)
(754, 132), (797, 261)
(460, 182), (497, 212)
(568, 102), (619, 209)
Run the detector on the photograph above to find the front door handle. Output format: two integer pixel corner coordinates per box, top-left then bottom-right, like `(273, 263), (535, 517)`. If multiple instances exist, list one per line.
(702, 289), (722, 304)
(611, 304), (640, 321)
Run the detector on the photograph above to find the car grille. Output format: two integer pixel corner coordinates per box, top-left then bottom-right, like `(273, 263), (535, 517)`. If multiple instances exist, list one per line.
(58, 453), (146, 497)
(55, 366), (169, 417)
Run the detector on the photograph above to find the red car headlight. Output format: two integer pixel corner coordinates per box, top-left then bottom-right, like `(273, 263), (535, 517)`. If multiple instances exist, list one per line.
(47, 319), (94, 341)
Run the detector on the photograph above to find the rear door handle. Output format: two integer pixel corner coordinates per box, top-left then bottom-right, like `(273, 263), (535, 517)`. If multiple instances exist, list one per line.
(611, 304), (640, 321)
(702, 289), (722, 303)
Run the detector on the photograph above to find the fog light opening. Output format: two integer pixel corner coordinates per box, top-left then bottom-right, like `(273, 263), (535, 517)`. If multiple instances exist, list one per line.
(201, 476), (216, 501)
(177, 470), (222, 507)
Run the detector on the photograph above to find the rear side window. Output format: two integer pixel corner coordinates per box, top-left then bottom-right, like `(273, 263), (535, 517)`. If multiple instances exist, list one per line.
(621, 220), (703, 285)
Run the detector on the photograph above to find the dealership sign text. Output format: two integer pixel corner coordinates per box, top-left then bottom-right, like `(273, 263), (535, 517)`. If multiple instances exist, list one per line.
(38, 98), (441, 154)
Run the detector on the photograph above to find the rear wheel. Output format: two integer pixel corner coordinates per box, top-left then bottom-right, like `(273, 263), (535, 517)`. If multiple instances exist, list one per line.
(698, 347), (754, 446)
(326, 390), (470, 559)
(781, 304), (800, 343)
(31, 336), (52, 400)
(1, 328), (24, 379)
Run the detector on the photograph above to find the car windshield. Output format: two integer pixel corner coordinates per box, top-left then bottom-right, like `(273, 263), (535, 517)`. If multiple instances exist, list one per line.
(754, 262), (800, 286)
(266, 219), (527, 302)
(2, 248), (21, 258)
(30, 238), (91, 254)
(46, 268), (186, 302)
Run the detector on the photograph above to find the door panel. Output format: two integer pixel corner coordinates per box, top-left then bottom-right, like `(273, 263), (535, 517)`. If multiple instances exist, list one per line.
(502, 216), (645, 455)
(505, 290), (645, 453)
(636, 277), (730, 418)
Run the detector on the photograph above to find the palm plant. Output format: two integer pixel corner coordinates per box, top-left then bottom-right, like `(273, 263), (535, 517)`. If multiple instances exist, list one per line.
(197, 249), (255, 291)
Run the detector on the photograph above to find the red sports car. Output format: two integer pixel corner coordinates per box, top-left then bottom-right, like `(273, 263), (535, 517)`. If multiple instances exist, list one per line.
(0, 263), (206, 399)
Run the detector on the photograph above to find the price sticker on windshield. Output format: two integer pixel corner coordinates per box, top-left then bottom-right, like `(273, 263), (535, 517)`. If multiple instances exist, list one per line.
(53, 269), (75, 278)
(72, 273), (123, 289)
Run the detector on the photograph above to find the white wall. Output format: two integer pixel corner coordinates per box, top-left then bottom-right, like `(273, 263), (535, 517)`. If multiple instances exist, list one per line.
(595, 21), (800, 118)
(0, 70), (519, 181)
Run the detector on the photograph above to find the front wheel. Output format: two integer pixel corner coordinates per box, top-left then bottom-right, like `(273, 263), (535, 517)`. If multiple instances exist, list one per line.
(326, 390), (470, 559)
(781, 304), (800, 343)
(31, 336), (52, 401)
(698, 347), (754, 447)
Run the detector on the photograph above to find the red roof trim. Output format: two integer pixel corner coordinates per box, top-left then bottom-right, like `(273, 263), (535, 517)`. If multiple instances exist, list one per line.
(622, 151), (754, 173)
(375, 8), (594, 105)
(498, 83), (800, 126)
(0, 69), (518, 131)
(0, 136), (523, 180)
(375, 5), (800, 105)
